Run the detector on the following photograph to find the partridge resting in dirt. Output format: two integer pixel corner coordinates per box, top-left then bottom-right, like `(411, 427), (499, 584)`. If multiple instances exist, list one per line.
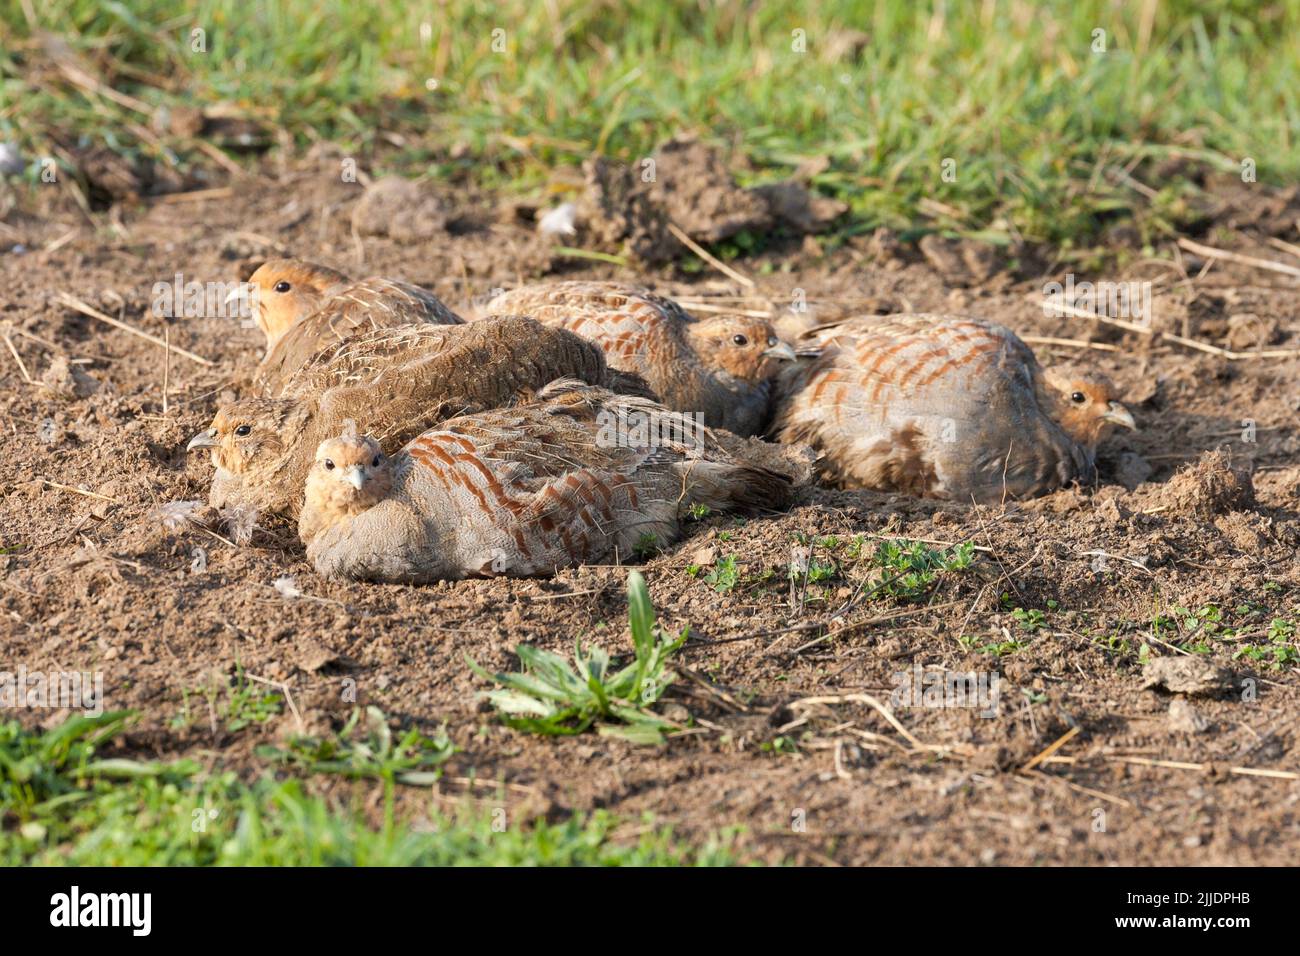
(187, 316), (636, 520)
(233, 258), (464, 395)
(298, 380), (794, 582)
(772, 315), (1137, 502)
(484, 281), (797, 436)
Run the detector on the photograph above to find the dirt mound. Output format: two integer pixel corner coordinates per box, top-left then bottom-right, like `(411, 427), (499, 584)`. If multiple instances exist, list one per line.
(646, 136), (771, 243)
(580, 136), (845, 264)
(1158, 449), (1255, 517)
(1140, 656), (1235, 697)
(581, 155), (675, 263)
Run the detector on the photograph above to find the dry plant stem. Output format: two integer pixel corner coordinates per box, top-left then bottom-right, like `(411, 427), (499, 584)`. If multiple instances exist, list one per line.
(1014, 768), (1134, 808)
(666, 222), (755, 288)
(1177, 236), (1300, 280)
(780, 599), (966, 657)
(1020, 335), (1122, 353)
(1264, 236), (1300, 261)
(244, 672), (305, 734)
(2, 335), (34, 383)
(56, 293), (214, 366)
(1115, 755), (1299, 781)
(40, 480), (116, 502)
(162, 326), (170, 415)
(1043, 299), (1300, 360)
(1020, 725), (1081, 771)
(153, 187), (235, 205)
(790, 693), (927, 751)
(675, 300), (774, 318)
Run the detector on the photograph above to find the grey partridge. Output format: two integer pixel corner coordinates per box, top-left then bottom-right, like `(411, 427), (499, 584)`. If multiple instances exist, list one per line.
(484, 281), (796, 436)
(772, 314), (1136, 502)
(186, 316), (632, 520)
(298, 380), (794, 582)
(234, 258), (463, 396)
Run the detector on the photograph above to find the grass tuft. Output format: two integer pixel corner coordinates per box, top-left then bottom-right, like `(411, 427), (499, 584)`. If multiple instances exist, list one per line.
(468, 571), (687, 744)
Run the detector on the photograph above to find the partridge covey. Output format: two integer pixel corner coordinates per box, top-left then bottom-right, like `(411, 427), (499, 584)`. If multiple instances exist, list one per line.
(298, 380), (794, 582)
(187, 316), (639, 519)
(484, 281), (796, 436)
(773, 314), (1137, 502)
(231, 258), (464, 395)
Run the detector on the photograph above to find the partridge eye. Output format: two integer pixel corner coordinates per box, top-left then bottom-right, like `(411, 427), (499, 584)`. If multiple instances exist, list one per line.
(234, 424), (252, 436)
(767, 337), (777, 347)
(1070, 391), (1087, 404)
(323, 459), (335, 471)
(273, 281), (291, 293)
(732, 334), (749, 346)
(371, 455), (380, 467)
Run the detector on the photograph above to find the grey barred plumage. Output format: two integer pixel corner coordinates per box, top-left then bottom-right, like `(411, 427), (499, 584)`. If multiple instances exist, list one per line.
(484, 281), (796, 436)
(772, 314), (1136, 502)
(299, 380), (796, 582)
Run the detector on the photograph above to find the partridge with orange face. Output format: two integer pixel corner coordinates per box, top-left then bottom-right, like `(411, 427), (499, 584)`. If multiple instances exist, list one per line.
(233, 259), (463, 395)
(772, 315), (1136, 502)
(298, 380), (794, 582)
(484, 282), (796, 435)
(186, 316), (634, 520)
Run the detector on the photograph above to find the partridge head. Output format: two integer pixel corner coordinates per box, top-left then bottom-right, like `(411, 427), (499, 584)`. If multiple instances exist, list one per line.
(300, 431), (394, 542)
(235, 257), (464, 395)
(233, 259), (351, 352)
(1041, 369), (1137, 448)
(683, 315), (798, 384)
(186, 397), (317, 516)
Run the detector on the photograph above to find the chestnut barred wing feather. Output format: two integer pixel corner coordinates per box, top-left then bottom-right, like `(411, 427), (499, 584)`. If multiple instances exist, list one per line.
(300, 383), (800, 582)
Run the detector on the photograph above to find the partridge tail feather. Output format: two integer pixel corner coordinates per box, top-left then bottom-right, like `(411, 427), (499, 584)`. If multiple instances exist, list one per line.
(674, 460), (793, 515)
(603, 368), (659, 400)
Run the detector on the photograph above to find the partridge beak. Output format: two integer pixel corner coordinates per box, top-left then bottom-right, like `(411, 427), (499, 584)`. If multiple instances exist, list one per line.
(341, 465), (365, 491)
(187, 428), (219, 451)
(225, 284), (259, 324)
(763, 341), (798, 362)
(1101, 402), (1137, 431)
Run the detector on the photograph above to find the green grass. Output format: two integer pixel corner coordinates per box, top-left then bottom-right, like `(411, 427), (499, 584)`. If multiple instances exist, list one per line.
(0, 710), (739, 865)
(2, 1), (1297, 244)
(222, 665), (283, 731)
(960, 634), (1028, 658)
(1233, 621), (1300, 669)
(633, 532), (660, 560)
(1011, 607), (1047, 633)
(468, 571), (688, 744)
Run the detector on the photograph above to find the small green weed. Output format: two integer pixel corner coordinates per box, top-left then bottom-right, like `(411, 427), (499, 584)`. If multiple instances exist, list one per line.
(705, 555), (741, 593)
(871, 539), (975, 601)
(258, 707), (454, 786)
(468, 572), (688, 744)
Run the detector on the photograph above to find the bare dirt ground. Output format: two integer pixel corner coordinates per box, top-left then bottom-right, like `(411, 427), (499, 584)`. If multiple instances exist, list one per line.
(2, 158), (1299, 865)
